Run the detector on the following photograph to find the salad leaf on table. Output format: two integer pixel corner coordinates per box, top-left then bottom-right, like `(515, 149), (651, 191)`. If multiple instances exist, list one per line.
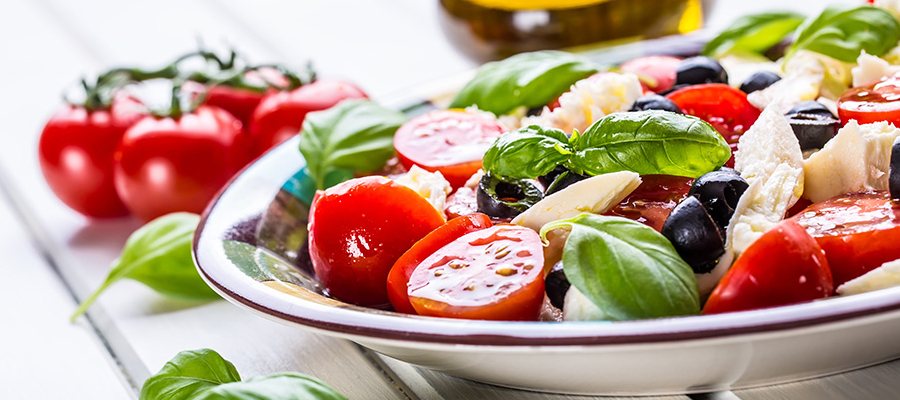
(701, 11), (805, 58)
(70, 212), (219, 321)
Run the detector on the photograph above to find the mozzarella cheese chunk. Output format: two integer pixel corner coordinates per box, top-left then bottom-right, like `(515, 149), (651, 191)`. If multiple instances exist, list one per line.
(562, 286), (607, 321)
(394, 165), (452, 215)
(748, 51), (825, 113)
(729, 106), (804, 254)
(512, 171), (641, 232)
(697, 250), (734, 299)
(523, 72), (642, 134)
(852, 51), (900, 87)
(803, 120), (900, 202)
(837, 258), (900, 296)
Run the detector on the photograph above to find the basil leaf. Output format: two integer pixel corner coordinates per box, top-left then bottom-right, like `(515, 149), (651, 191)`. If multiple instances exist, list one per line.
(573, 111), (730, 178)
(449, 50), (599, 115)
(482, 125), (572, 179)
(140, 349), (241, 400)
(788, 5), (900, 62)
(298, 99), (406, 190)
(702, 11), (805, 58)
(71, 212), (218, 321)
(194, 373), (348, 400)
(540, 214), (699, 321)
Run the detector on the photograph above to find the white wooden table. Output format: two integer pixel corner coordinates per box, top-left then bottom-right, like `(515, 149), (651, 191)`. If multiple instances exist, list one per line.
(4, 0), (900, 399)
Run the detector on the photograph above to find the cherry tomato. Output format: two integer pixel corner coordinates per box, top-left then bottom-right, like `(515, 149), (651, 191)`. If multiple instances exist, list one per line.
(791, 191), (900, 287)
(309, 176), (445, 308)
(393, 110), (507, 188)
(444, 186), (479, 219)
(667, 84), (760, 167)
(192, 67), (290, 128)
(38, 98), (144, 218)
(407, 224), (545, 321)
(837, 74), (900, 126)
(113, 105), (253, 222)
(387, 213), (493, 314)
(249, 78), (368, 156)
(619, 55), (682, 93)
(604, 175), (694, 232)
(703, 220), (832, 314)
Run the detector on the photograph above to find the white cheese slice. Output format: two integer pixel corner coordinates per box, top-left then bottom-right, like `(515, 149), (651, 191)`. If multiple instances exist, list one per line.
(803, 120), (900, 202)
(512, 171), (641, 232)
(562, 285), (607, 321)
(394, 165), (452, 216)
(852, 51), (900, 87)
(837, 258), (900, 296)
(523, 72), (642, 134)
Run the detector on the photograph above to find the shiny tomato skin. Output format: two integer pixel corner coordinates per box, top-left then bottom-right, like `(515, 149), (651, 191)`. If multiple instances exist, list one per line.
(194, 68), (290, 128)
(393, 110), (507, 189)
(387, 213), (493, 314)
(309, 176), (445, 308)
(837, 75), (900, 126)
(38, 101), (144, 218)
(604, 175), (694, 232)
(408, 224), (545, 321)
(703, 220), (832, 314)
(620, 55), (682, 93)
(113, 105), (253, 222)
(249, 79), (368, 157)
(791, 191), (900, 287)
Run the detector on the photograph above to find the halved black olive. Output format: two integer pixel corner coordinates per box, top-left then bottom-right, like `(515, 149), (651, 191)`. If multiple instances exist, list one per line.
(675, 56), (728, 86)
(476, 174), (543, 219)
(661, 196), (726, 274)
(545, 171), (589, 196)
(891, 137), (900, 200)
(545, 261), (569, 310)
(786, 113), (839, 151)
(629, 94), (683, 114)
(786, 100), (836, 118)
(688, 168), (749, 235)
(537, 165), (568, 188)
(739, 71), (781, 94)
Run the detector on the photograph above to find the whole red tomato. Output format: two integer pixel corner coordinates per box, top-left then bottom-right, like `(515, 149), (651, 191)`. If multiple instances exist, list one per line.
(192, 67), (291, 128)
(113, 105), (253, 221)
(249, 78), (368, 157)
(38, 98), (144, 218)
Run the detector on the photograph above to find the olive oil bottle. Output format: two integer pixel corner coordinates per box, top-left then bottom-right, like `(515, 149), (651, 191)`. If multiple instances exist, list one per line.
(438, 0), (709, 61)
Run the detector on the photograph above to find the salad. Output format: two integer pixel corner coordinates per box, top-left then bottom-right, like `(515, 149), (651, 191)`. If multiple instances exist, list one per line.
(299, 2), (900, 322)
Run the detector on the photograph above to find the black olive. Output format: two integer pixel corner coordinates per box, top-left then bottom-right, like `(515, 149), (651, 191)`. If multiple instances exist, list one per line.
(629, 94), (683, 114)
(544, 171), (589, 196)
(786, 100), (836, 118)
(545, 261), (569, 310)
(675, 56), (728, 86)
(476, 174), (543, 219)
(661, 196), (726, 274)
(786, 113), (839, 151)
(891, 137), (900, 200)
(537, 165), (568, 188)
(739, 71), (781, 94)
(688, 168), (749, 236)
(526, 105), (544, 117)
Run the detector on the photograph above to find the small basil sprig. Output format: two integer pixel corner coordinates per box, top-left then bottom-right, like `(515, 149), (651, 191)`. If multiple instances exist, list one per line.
(141, 349), (347, 400)
(482, 111), (730, 180)
(540, 214), (699, 321)
(449, 50), (599, 115)
(701, 11), (805, 58)
(70, 213), (218, 321)
(787, 5), (900, 63)
(298, 99), (406, 190)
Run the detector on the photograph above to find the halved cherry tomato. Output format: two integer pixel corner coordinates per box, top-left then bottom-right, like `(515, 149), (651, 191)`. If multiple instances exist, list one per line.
(604, 175), (694, 232)
(309, 176), (445, 308)
(393, 110), (507, 188)
(837, 74), (900, 126)
(791, 191), (900, 287)
(249, 78), (368, 157)
(408, 224), (545, 321)
(444, 186), (479, 220)
(703, 220), (832, 314)
(667, 84), (760, 167)
(387, 213), (493, 314)
(619, 55), (682, 93)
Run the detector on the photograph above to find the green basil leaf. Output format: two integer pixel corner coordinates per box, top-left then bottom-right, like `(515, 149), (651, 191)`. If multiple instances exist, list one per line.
(572, 110), (730, 178)
(540, 214), (699, 321)
(449, 50), (599, 115)
(482, 125), (572, 179)
(702, 11), (805, 58)
(71, 212), (218, 321)
(298, 99), (406, 190)
(194, 373), (348, 400)
(788, 5), (900, 62)
(140, 349), (241, 400)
